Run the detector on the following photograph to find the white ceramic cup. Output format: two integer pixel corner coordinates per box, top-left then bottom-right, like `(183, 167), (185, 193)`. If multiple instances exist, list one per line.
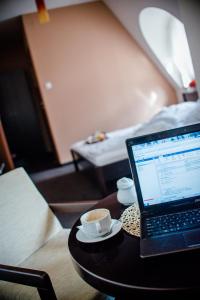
(78, 208), (112, 238)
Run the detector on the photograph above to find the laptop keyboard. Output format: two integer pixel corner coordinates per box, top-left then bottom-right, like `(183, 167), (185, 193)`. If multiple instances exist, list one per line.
(145, 208), (200, 237)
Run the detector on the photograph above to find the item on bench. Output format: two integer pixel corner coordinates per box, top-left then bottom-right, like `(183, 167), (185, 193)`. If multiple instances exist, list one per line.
(86, 130), (107, 144)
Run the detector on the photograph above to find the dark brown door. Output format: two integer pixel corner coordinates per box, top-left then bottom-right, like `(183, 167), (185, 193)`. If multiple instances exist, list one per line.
(0, 69), (46, 159)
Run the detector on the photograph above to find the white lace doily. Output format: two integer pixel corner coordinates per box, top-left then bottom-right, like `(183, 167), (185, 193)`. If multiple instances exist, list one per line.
(120, 202), (140, 237)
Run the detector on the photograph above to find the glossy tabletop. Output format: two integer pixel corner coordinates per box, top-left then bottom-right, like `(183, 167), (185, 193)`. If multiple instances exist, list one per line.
(68, 193), (200, 299)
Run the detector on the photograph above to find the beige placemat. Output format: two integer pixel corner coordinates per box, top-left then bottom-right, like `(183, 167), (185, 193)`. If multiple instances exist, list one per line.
(120, 202), (140, 237)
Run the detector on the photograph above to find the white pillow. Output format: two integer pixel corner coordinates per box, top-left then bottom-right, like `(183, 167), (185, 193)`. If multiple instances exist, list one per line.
(134, 101), (200, 137)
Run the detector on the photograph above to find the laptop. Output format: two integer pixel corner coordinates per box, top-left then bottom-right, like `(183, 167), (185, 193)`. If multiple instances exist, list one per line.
(126, 123), (200, 258)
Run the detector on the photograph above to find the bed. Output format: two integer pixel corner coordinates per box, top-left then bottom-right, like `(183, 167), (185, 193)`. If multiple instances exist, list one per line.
(71, 100), (200, 195)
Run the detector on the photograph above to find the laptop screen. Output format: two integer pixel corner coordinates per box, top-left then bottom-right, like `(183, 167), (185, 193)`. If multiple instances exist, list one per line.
(131, 131), (200, 207)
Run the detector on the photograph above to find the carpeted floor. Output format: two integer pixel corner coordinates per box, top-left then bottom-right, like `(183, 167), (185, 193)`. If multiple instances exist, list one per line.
(34, 168), (104, 203)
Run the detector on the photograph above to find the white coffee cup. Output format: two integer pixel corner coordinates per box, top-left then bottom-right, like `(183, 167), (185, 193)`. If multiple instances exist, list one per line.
(78, 208), (112, 238)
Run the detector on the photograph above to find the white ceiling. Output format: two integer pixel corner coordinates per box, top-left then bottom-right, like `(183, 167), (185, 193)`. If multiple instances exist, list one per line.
(0, 0), (96, 22)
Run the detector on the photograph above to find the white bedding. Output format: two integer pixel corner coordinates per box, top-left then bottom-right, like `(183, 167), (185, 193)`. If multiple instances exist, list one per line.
(71, 101), (200, 167)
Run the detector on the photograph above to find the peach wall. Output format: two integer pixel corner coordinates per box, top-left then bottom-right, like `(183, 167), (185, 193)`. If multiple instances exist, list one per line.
(23, 1), (177, 164)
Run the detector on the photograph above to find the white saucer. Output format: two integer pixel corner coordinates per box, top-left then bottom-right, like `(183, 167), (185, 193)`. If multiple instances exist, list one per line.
(76, 219), (122, 243)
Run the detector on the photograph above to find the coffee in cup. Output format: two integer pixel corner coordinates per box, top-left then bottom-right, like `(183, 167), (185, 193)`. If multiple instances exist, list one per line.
(78, 208), (112, 238)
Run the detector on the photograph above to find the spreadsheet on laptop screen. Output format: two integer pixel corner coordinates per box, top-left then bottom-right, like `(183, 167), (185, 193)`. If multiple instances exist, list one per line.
(132, 131), (200, 206)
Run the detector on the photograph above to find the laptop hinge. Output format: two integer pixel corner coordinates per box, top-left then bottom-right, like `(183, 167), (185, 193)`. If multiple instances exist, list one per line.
(142, 201), (200, 218)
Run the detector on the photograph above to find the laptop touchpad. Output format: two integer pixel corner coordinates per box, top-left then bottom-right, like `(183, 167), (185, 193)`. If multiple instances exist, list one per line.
(184, 230), (200, 248)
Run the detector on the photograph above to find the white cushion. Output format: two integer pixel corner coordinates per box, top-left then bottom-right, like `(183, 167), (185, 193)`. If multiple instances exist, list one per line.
(0, 168), (62, 265)
(134, 100), (200, 136)
(0, 229), (105, 300)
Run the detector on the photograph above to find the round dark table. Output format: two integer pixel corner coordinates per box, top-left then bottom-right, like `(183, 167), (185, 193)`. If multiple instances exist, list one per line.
(68, 193), (200, 299)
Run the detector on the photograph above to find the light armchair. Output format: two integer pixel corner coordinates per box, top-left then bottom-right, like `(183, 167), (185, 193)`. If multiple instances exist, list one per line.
(0, 168), (105, 300)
